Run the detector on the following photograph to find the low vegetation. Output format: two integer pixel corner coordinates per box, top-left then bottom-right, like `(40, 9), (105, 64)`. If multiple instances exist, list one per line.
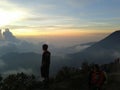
(0, 60), (120, 90)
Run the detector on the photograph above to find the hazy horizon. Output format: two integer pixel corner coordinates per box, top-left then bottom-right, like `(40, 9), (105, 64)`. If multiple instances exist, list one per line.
(18, 31), (109, 47)
(0, 28), (114, 48)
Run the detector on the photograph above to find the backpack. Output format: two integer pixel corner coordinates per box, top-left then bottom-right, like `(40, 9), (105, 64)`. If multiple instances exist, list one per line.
(91, 70), (107, 86)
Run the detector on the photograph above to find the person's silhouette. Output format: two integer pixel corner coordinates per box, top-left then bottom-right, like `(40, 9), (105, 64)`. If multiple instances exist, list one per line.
(88, 64), (106, 90)
(41, 44), (51, 88)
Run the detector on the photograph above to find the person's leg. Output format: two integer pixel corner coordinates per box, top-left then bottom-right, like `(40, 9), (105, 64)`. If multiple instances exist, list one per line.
(43, 68), (49, 88)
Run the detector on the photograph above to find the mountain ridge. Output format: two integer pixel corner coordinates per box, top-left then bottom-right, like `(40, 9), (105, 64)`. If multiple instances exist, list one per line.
(69, 30), (120, 65)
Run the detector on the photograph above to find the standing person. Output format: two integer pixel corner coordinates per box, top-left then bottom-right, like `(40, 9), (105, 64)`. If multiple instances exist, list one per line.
(88, 64), (106, 90)
(41, 44), (51, 88)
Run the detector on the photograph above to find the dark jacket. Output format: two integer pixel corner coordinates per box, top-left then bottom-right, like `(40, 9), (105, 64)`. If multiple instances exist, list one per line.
(41, 51), (51, 78)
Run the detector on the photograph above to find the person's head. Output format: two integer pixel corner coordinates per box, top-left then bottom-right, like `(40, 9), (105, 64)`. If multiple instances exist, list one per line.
(94, 64), (100, 71)
(42, 44), (48, 51)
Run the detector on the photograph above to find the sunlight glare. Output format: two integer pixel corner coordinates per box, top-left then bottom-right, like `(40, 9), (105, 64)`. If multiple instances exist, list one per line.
(0, 9), (24, 26)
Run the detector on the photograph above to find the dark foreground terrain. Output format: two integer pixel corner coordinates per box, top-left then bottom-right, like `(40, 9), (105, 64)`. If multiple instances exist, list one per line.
(0, 60), (120, 90)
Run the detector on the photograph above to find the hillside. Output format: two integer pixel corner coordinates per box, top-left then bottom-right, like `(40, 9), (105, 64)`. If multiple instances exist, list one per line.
(70, 30), (120, 66)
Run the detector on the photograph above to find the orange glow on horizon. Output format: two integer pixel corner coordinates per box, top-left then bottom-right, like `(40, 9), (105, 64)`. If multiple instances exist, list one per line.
(13, 29), (112, 38)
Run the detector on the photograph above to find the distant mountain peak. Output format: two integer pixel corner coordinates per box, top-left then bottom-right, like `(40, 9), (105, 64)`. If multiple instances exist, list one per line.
(103, 30), (120, 41)
(70, 30), (120, 64)
(114, 30), (120, 32)
(110, 30), (120, 36)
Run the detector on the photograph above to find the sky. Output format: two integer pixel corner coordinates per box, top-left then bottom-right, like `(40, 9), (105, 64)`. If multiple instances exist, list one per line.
(0, 0), (120, 46)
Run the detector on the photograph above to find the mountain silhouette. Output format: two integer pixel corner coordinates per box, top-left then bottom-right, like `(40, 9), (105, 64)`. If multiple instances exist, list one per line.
(70, 30), (120, 66)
